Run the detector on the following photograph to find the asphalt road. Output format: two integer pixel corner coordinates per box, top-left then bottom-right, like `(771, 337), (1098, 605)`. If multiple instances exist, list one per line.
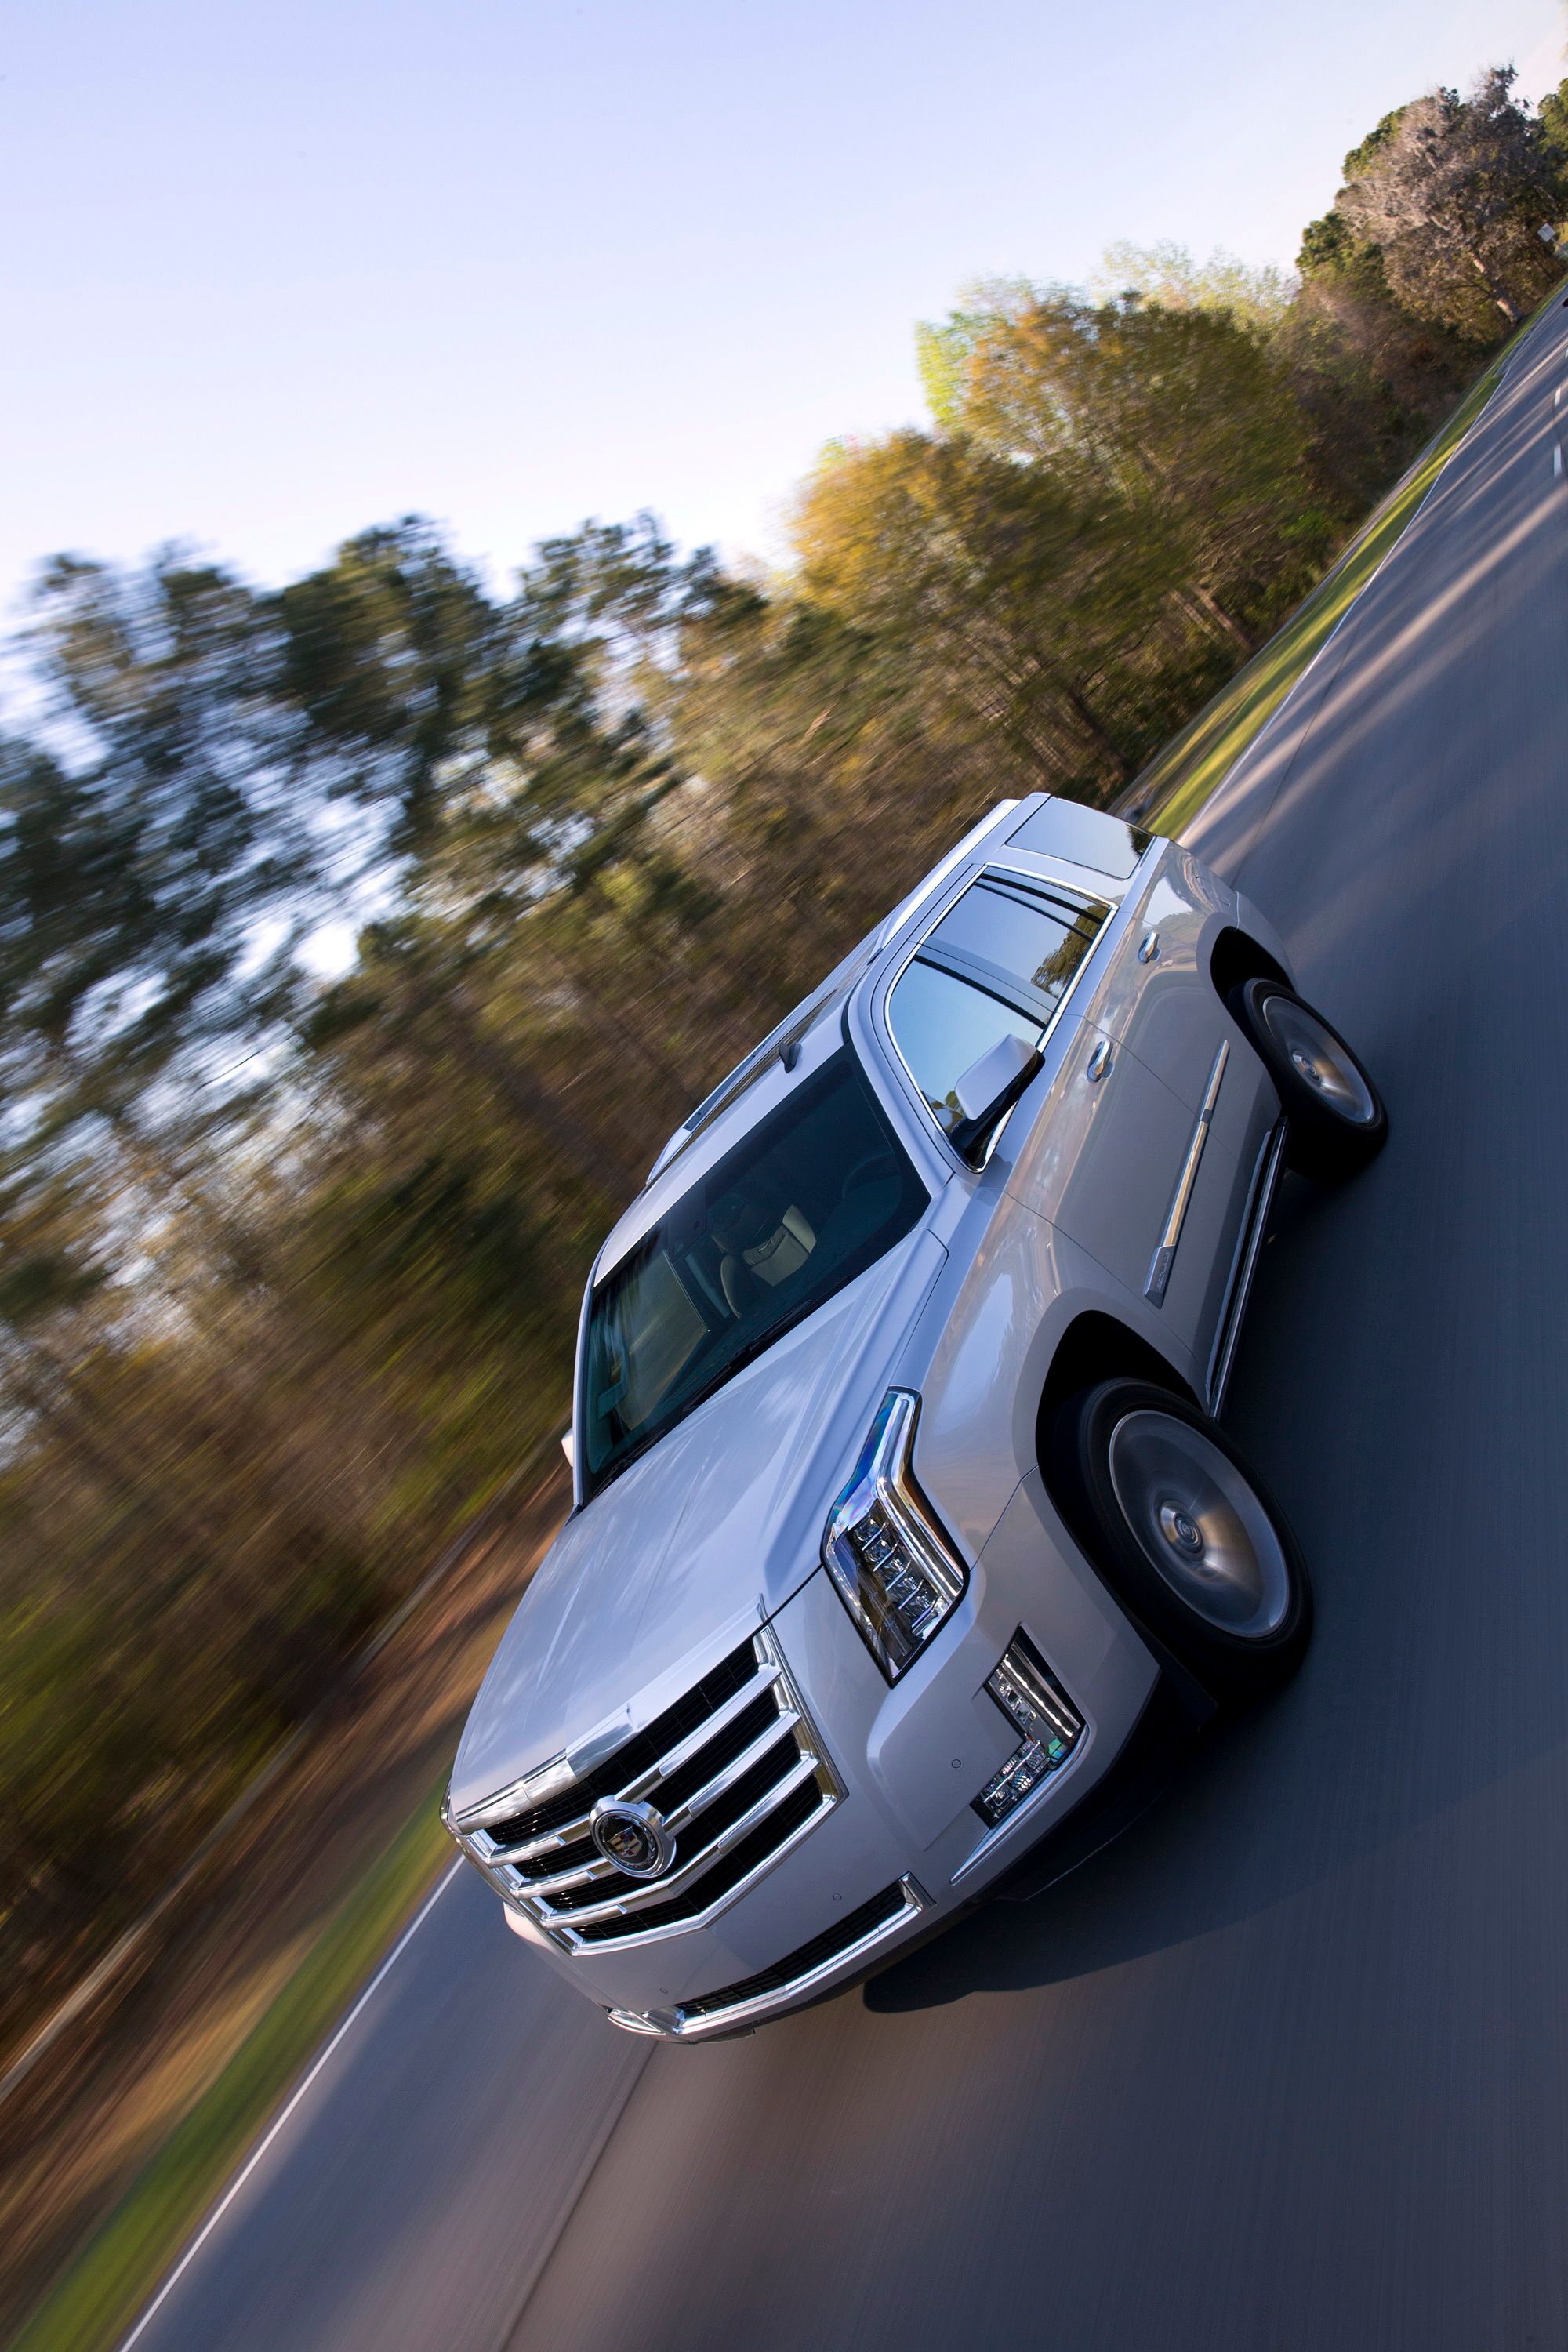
(125, 297), (1568, 2352)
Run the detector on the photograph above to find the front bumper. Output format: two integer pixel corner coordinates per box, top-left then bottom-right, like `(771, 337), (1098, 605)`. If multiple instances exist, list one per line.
(484, 1468), (1161, 2039)
(601, 1876), (930, 2040)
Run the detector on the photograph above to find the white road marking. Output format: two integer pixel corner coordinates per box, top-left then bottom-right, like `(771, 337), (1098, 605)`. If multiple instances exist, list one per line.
(114, 1860), (464, 2352)
(1557, 387), (1563, 408)
(1555, 445), (1563, 480)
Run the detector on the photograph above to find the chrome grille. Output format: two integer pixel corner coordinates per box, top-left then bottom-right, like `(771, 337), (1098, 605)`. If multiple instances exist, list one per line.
(456, 1626), (840, 1953)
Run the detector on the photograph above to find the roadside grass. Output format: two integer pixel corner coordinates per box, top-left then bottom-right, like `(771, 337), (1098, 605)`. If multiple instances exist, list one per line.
(1128, 317), (1542, 840)
(10, 1788), (453, 2352)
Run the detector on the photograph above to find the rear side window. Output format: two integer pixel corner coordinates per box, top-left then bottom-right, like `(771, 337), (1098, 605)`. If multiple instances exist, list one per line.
(888, 870), (1109, 1139)
(926, 875), (1104, 1004)
(1005, 799), (1152, 878)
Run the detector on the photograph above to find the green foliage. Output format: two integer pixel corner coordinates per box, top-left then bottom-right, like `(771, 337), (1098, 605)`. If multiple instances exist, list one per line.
(1540, 76), (1568, 172)
(1296, 207), (1392, 301)
(276, 521), (499, 855)
(913, 284), (1343, 654)
(1343, 105), (1409, 181)
(1088, 241), (1297, 330)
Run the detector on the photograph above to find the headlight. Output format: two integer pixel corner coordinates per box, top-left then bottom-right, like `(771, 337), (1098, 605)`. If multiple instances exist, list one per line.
(822, 1390), (967, 1680)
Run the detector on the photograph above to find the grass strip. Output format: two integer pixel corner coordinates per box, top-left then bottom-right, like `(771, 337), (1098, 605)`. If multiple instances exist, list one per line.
(10, 1787), (453, 2352)
(1129, 314), (1543, 840)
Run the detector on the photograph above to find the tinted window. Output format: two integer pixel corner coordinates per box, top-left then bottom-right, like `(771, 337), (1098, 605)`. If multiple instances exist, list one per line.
(581, 1051), (927, 1495)
(887, 962), (1041, 1137)
(1005, 799), (1152, 878)
(927, 877), (1102, 1010)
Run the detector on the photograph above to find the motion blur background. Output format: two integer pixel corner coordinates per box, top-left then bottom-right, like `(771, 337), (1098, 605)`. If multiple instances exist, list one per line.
(1, 1), (1565, 2331)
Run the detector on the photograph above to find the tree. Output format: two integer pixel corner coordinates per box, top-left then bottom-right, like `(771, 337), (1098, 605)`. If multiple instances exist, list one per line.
(1298, 205), (1396, 306)
(793, 428), (1185, 789)
(1088, 241), (1296, 334)
(1540, 76), (1568, 180)
(276, 520), (499, 858)
(1337, 68), (1563, 338)
(6, 558), (313, 1127)
(919, 285), (1341, 649)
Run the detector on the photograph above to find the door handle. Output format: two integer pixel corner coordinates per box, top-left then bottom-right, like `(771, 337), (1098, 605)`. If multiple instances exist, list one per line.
(1086, 1038), (1114, 1083)
(1138, 930), (1160, 964)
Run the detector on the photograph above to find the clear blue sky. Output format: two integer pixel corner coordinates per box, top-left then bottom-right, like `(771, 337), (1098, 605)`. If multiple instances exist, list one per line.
(2, 0), (1561, 614)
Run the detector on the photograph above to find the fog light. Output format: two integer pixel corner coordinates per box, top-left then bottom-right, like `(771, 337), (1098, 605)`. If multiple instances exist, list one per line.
(974, 1633), (1083, 1828)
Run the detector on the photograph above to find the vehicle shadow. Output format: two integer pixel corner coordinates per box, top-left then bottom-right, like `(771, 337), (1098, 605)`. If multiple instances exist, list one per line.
(868, 1152), (1568, 2013)
(865, 1693), (1313, 2010)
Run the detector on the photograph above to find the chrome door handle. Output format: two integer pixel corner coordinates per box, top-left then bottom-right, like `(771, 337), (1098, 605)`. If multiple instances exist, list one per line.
(1086, 1038), (1114, 1083)
(1138, 930), (1160, 964)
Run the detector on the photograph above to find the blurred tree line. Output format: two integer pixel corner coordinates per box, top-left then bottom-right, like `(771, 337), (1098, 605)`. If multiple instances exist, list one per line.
(0, 64), (1561, 2042)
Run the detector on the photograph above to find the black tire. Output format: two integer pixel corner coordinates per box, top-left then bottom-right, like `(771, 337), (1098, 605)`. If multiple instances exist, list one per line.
(1049, 1380), (1312, 1703)
(1228, 977), (1387, 1183)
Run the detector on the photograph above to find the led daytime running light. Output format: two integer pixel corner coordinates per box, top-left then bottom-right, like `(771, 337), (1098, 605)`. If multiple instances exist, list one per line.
(822, 1390), (967, 1681)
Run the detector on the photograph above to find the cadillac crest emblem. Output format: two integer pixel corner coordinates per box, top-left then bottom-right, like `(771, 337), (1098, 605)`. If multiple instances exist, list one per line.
(589, 1798), (676, 1879)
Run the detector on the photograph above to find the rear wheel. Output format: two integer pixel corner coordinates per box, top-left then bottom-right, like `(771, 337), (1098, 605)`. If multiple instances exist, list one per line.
(1049, 1380), (1312, 1703)
(1228, 977), (1387, 1182)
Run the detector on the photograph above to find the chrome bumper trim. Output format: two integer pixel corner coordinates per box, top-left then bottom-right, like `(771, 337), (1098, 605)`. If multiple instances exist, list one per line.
(606, 1876), (927, 2040)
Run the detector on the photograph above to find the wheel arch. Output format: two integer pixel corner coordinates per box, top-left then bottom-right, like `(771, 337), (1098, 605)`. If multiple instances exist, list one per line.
(1034, 1310), (1197, 1489)
(1208, 923), (1290, 1007)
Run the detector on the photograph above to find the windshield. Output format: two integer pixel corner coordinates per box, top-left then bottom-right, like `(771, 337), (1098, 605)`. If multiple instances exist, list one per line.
(580, 1050), (928, 1497)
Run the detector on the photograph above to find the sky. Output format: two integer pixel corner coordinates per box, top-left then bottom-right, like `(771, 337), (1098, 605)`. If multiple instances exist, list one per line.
(2, 0), (1563, 617)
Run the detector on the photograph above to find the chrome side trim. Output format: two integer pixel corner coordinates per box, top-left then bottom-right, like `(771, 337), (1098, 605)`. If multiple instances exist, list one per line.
(1207, 1116), (1288, 1417)
(1145, 1040), (1229, 1305)
(608, 1878), (928, 2040)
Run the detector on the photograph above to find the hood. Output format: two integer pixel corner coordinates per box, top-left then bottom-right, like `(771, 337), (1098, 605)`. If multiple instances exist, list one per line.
(448, 1229), (946, 1817)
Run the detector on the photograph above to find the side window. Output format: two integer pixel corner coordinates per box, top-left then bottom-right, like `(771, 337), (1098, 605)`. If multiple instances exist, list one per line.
(924, 874), (1105, 1014)
(887, 871), (1109, 1139)
(888, 962), (1041, 1137)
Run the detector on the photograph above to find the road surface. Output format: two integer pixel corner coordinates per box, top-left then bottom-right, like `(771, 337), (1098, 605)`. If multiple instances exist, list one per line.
(125, 297), (1568, 2352)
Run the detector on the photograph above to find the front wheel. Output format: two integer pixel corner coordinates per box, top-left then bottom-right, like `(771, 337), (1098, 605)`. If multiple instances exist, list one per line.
(1229, 977), (1387, 1183)
(1049, 1380), (1312, 1704)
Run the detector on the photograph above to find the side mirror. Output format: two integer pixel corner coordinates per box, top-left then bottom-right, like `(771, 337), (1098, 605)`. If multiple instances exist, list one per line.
(949, 1032), (1044, 1165)
(561, 1428), (576, 1470)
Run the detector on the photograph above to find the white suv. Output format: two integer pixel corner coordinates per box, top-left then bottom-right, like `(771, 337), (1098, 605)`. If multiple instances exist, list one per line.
(444, 793), (1386, 2038)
